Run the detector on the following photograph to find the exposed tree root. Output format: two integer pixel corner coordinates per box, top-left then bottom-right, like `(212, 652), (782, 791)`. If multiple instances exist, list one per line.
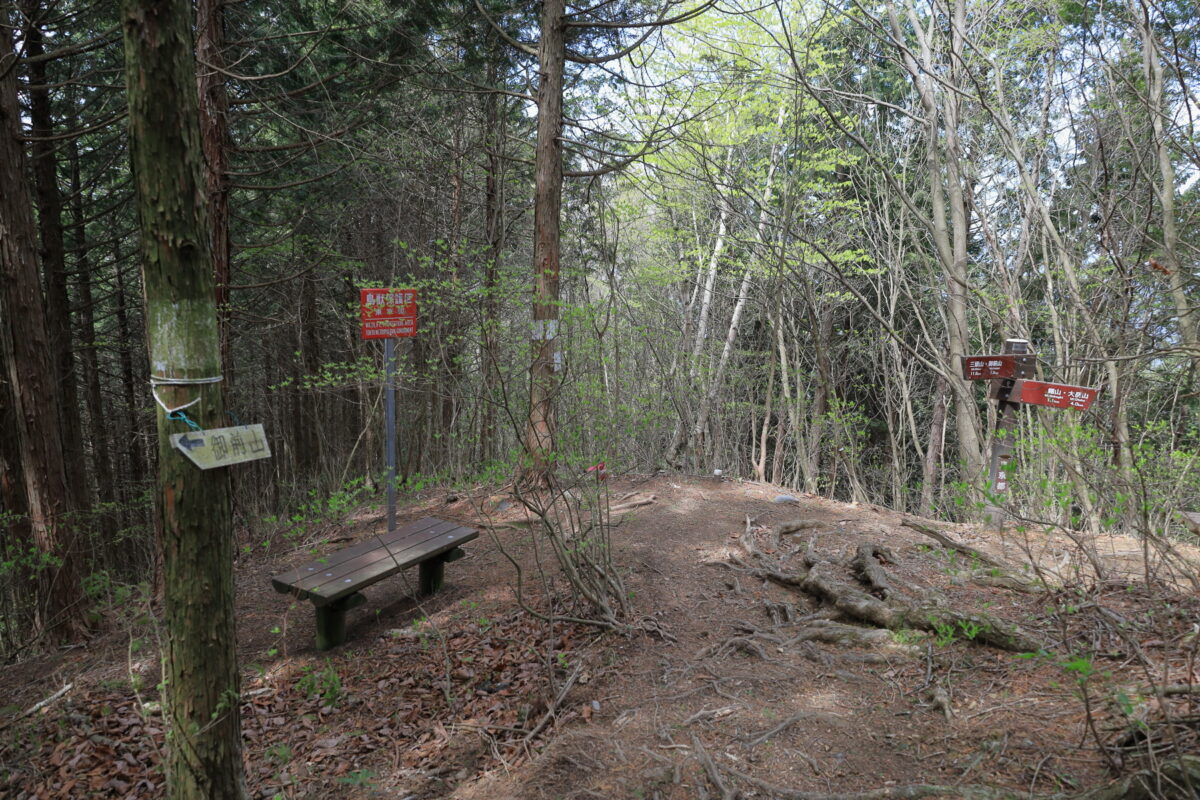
(851, 544), (895, 598)
(731, 529), (1043, 653)
(923, 685), (953, 721)
(799, 561), (1042, 653)
(780, 619), (910, 651)
(611, 494), (656, 515)
(695, 635), (774, 663)
(691, 735), (740, 800)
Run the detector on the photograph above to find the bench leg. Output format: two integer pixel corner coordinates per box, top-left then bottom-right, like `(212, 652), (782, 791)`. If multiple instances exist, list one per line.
(418, 547), (465, 596)
(418, 558), (445, 596)
(314, 592), (365, 651)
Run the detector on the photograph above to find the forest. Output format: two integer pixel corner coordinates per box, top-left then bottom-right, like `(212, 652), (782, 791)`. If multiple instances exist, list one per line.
(2, 0), (1200, 797)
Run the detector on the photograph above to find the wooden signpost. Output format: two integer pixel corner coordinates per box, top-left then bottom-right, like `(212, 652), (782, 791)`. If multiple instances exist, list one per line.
(961, 339), (1099, 523)
(361, 288), (419, 536)
(960, 354), (1036, 381)
(1011, 380), (1098, 411)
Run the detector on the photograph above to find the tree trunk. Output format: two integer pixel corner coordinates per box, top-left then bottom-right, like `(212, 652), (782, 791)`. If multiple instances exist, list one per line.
(920, 375), (949, 516)
(0, 337), (34, 653)
(119, 0), (247, 795)
(887, 0), (985, 485)
(1136, 2), (1196, 359)
(196, 0), (233, 384)
(114, 260), (148, 502)
(524, 0), (565, 485)
(0, 15), (89, 644)
(481, 51), (505, 465)
(298, 271), (323, 480)
(23, 1), (92, 517)
(69, 137), (119, 542)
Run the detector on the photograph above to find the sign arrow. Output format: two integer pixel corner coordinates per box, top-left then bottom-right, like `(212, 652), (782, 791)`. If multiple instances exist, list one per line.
(177, 434), (205, 451)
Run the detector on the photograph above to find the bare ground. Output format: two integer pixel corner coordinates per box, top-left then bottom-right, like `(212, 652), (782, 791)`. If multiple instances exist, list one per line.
(3, 474), (1199, 799)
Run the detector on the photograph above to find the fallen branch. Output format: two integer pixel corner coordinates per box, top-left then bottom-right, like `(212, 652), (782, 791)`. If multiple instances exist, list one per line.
(0, 683), (74, 734)
(970, 573), (1042, 594)
(774, 519), (825, 537)
(611, 494), (656, 514)
(901, 521), (1006, 569)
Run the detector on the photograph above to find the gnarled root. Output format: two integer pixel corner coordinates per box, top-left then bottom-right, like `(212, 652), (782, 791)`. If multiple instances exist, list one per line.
(800, 561), (1041, 653)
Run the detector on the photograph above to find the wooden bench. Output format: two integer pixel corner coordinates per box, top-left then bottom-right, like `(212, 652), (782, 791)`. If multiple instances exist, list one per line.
(271, 517), (479, 650)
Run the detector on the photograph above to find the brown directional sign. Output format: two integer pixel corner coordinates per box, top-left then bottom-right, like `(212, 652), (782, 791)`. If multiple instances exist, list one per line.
(1012, 379), (1098, 411)
(961, 354), (1037, 380)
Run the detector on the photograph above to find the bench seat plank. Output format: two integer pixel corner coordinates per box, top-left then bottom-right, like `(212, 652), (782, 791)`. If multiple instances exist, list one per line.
(275, 519), (458, 595)
(271, 517), (452, 588)
(271, 516), (478, 606)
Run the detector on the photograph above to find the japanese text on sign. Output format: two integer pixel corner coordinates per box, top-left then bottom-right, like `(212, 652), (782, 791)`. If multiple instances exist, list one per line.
(171, 424), (272, 470)
(1016, 380), (1098, 411)
(961, 354), (1036, 381)
(360, 288), (418, 340)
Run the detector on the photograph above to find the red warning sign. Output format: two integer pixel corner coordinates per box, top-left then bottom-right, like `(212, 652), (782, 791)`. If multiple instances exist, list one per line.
(360, 288), (418, 340)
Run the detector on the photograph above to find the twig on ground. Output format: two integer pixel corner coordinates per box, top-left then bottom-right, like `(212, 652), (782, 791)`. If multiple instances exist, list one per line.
(522, 664), (583, 744)
(740, 714), (822, 772)
(683, 706), (737, 726)
(0, 683), (73, 733)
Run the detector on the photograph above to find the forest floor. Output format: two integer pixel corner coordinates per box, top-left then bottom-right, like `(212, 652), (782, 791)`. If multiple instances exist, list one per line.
(3, 474), (1200, 799)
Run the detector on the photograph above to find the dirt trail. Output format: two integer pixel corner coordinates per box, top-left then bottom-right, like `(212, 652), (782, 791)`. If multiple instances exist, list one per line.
(3, 475), (1199, 799)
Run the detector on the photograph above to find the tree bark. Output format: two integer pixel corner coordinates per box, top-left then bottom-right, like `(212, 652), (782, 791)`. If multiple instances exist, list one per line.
(69, 137), (118, 541)
(481, 50), (505, 465)
(0, 336), (34, 652)
(114, 259), (148, 501)
(1136, 0), (1196, 359)
(920, 375), (949, 516)
(0, 14), (89, 644)
(119, 0), (247, 795)
(196, 0), (233, 384)
(23, 1), (92, 516)
(886, 0), (984, 485)
(524, 0), (566, 485)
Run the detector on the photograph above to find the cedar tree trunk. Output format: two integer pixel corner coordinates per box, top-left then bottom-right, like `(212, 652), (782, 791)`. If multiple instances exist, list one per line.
(119, 0), (247, 796)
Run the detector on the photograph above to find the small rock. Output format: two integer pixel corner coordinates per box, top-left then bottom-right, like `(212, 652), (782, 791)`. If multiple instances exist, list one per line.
(772, 494), (801, 504)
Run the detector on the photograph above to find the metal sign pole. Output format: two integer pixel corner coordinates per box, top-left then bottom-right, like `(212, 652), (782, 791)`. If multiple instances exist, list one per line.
(385, 336), (396, 535)
(984, 338), (1032, 524)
